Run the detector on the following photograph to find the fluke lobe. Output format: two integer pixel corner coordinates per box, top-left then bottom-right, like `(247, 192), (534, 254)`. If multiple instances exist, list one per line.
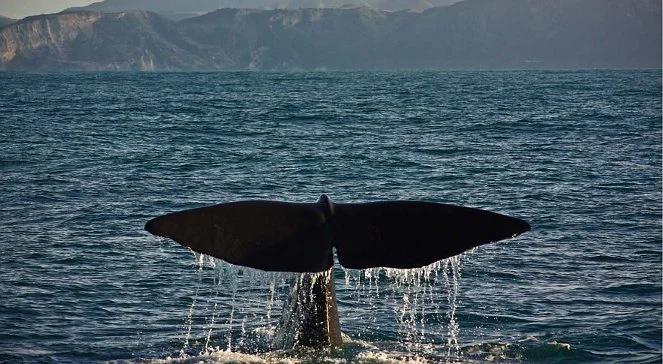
(145, 195), (530, 348)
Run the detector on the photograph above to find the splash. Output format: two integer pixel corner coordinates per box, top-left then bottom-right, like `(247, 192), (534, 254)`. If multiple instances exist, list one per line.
(176, 251), (466, 361)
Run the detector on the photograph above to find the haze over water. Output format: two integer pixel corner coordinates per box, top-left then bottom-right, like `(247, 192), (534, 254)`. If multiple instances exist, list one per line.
(0, 70), (661, 363)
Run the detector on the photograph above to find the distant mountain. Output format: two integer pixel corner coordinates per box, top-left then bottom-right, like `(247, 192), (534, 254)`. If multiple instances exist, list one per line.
(1, 0), (660, 71)
(389, 0), (662, 69)
(67, 0), (459, 20)
(0, 15), (16, 28)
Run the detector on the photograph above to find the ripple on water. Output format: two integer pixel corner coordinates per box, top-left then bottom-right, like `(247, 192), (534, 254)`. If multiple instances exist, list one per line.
(0, 70), (660, 363)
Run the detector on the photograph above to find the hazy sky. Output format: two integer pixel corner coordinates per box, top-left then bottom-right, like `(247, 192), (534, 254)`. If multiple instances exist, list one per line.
(0, 0), (96, 19)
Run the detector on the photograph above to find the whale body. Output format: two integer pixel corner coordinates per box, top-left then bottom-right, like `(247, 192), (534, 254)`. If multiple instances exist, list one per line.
(273, 271), (342, 348)
(145, 195), (530, 347)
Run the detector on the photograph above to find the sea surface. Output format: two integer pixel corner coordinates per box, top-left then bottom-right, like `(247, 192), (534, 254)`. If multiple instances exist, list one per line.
(0, 70), (661, 363)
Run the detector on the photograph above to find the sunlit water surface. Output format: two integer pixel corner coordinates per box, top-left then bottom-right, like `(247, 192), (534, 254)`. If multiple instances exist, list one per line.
(0, 70), (660, 363)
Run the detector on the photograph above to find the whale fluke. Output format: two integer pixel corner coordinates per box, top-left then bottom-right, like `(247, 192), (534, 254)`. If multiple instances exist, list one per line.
(145, 195), (530, 272)
(145, 195), (530, 348)
(145, 201), (334, 272)
(332, 201), (531, 269)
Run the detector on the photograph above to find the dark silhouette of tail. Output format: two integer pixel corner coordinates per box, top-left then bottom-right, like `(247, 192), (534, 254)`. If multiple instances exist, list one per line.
(331, 201), (531, 269)
(145, 195), (530, 272)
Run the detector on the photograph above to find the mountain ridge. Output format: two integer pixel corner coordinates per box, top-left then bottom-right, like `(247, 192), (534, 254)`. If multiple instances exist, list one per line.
(0, 15), (16, 28)
(66, 0), (459, 20)
(1, 0), (660, 71)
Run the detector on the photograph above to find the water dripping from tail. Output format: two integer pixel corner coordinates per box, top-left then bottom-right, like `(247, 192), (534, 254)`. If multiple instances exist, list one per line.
(178, 252), (205, 357)
(443, 255), (463, 361)
(341, 254), (467, 362)
(174, 252), (469, 362)
(173, 252), (295, 358)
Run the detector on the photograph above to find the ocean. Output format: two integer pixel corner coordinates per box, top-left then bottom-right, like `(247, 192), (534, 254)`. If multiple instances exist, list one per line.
(0, 70), (660, 363)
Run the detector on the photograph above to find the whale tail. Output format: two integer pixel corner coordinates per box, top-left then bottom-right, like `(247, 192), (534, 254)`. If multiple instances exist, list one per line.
(331, 201), (530, 269)
(145, 195), (530, 272)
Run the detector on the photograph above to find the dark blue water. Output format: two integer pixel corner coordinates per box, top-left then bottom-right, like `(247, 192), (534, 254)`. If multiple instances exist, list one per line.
(0, 70), (660, 363)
